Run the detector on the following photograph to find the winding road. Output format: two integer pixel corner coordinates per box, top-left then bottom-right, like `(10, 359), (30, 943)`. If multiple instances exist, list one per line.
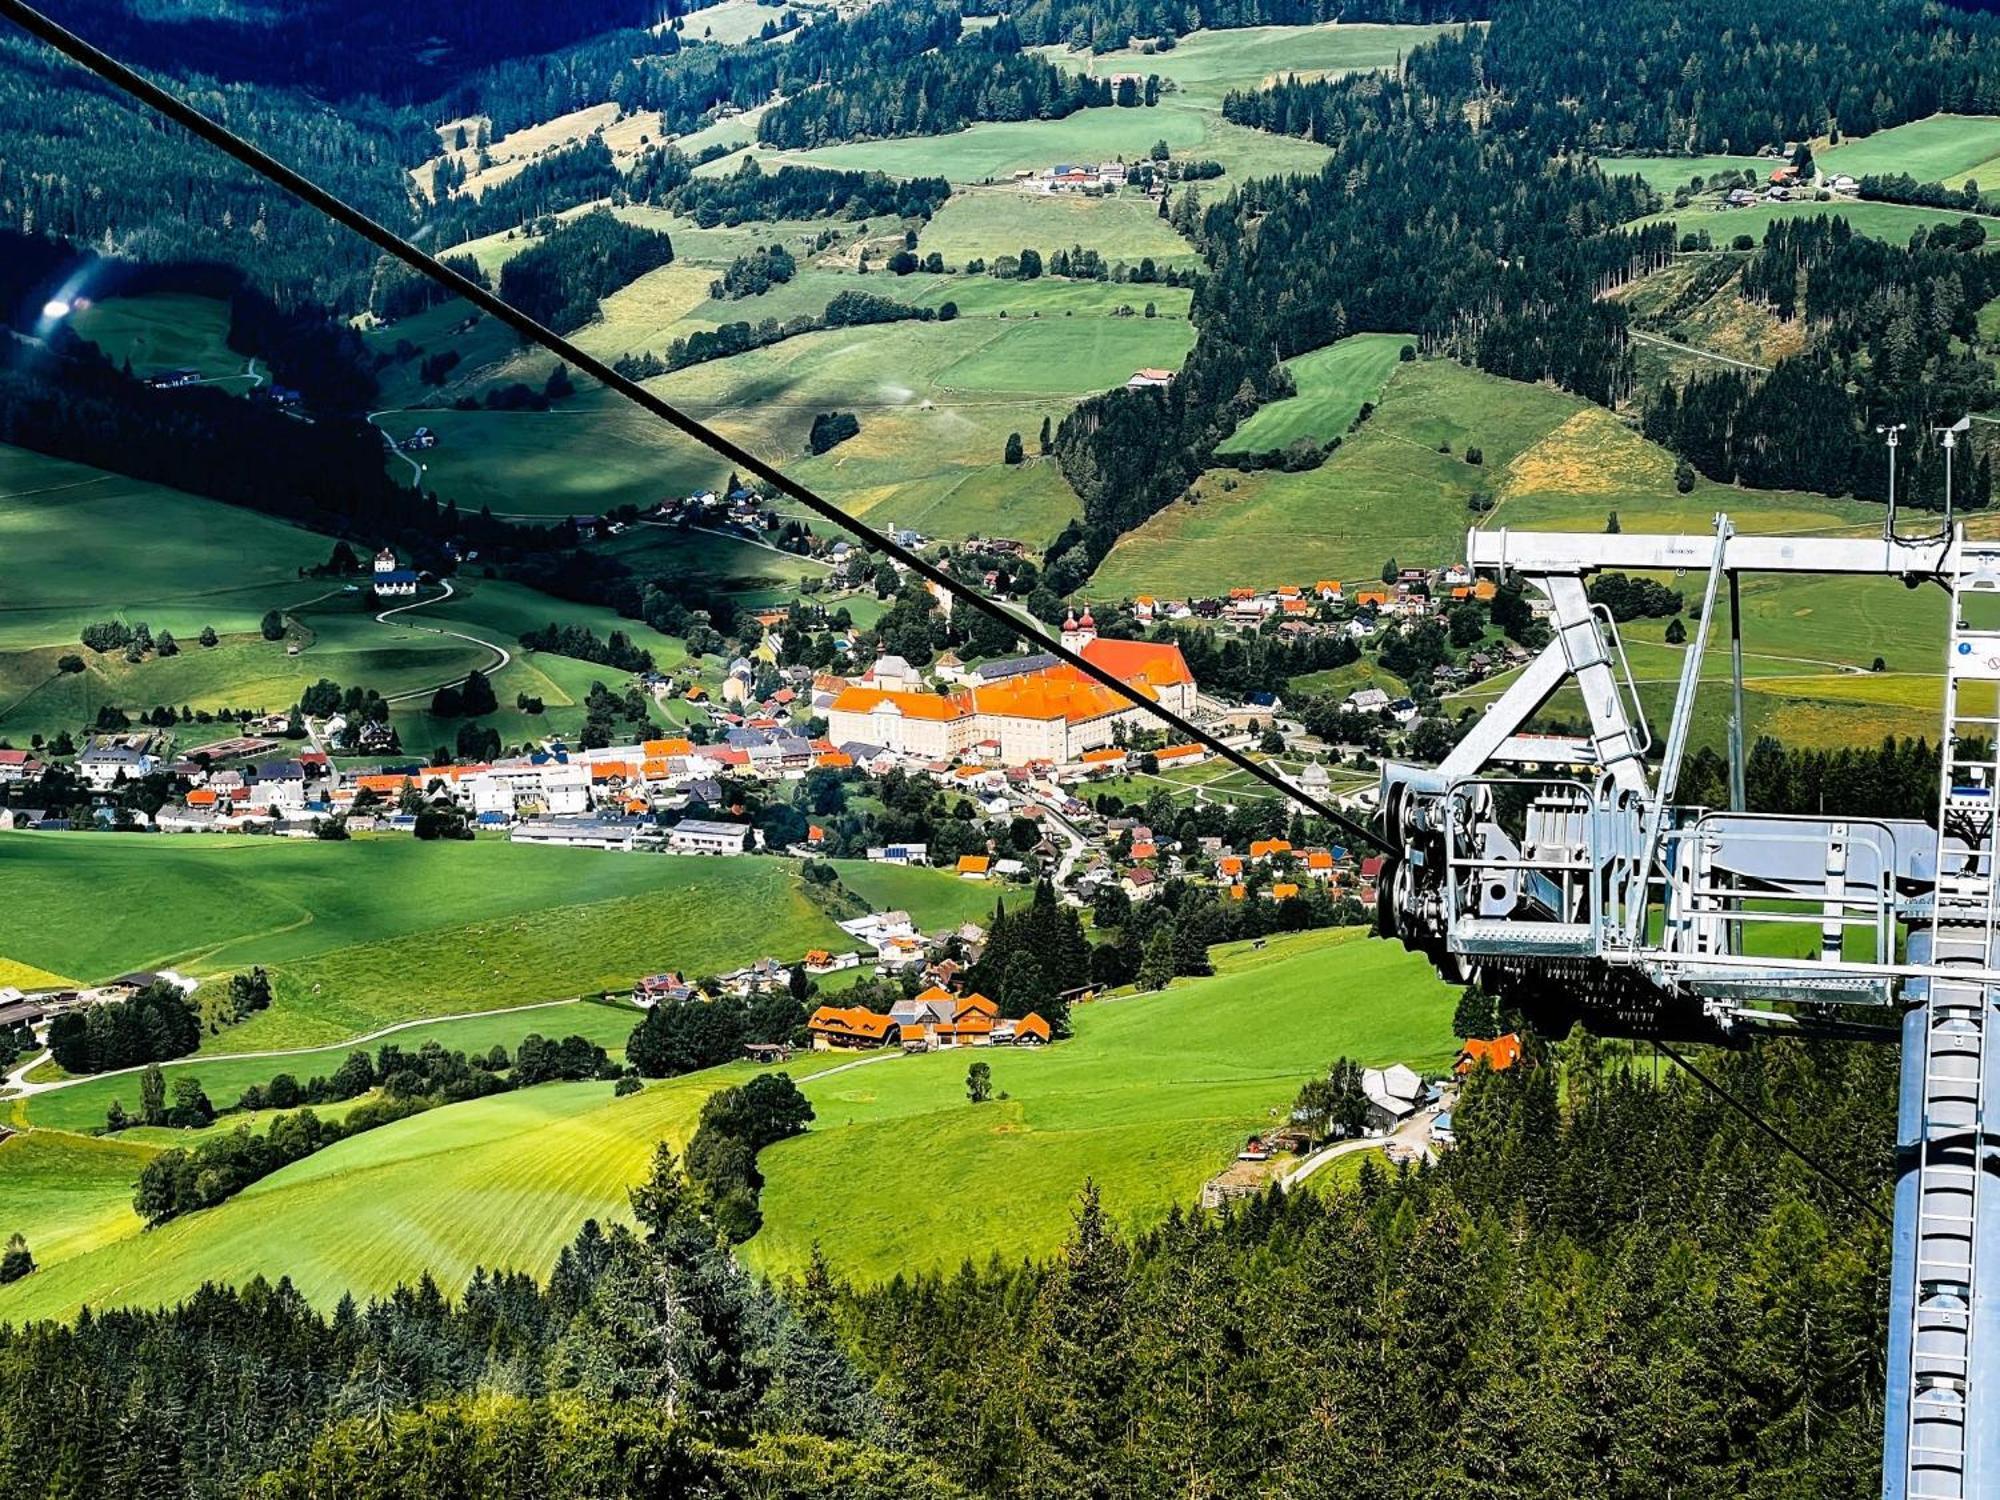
(374, 579), (512, 703)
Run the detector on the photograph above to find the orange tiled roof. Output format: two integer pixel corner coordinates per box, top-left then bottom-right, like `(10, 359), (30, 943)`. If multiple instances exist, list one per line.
(1457, 1032), (1524, 1074)
(591, 761), (632, 782)
(956, 993), (999, 1018)
(808, 1005), (896, 1041)
(1305, 850), (1334, 870)
(817, 751), (854, 768)
(1229, 883), (1247, 900)
(957, 854), (992, 874)
(1080, 747), (1126, 764)
(829, 684), (968, 722)
(1218, 855), (1244, 876)
(1157, 742), (1204, 762)
(1271, 882), (1301, 900)
(1250, 838), (1293, 859)
(805, 949), (832, 964)
(356, 773), (413, 795)
(642, 758), (671, 779)
(187, 788), (218, 806)
(1014, 1012), (1052, 1042)
(642, 737), (695, 758)
(1079, 636), (1193, 689)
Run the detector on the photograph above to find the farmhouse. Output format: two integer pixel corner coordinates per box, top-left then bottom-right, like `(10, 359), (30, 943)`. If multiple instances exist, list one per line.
(0, 749), (44, 783)
(1127, 367), (1176, 390)
(807, 1004), (899, 1050)
(77, 734), (161, 789)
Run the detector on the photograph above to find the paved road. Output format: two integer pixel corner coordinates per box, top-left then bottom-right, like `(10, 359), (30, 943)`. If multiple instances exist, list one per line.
(367, 409), (425, 486)
(375, 579), (513, 703)
(1281, 1111), (1438, 1191)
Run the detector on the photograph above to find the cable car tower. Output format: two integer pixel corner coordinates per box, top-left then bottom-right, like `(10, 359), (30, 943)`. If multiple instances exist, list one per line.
(1375, 423), (1994, 1500)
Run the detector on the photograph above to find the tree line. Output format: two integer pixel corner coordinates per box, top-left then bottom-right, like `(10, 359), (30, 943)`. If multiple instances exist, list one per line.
(495, 209), (675, 333)
(756, 22), (1117, 149)
(668, 158), (952, 227)
(1482, 0), (2000, 155)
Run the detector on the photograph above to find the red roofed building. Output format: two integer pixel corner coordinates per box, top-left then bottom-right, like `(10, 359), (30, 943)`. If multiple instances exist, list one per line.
(1457, 1032), (1524, 1075)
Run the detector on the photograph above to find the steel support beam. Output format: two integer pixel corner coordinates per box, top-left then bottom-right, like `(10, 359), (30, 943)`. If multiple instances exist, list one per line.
(1470, 526), (1957, 578)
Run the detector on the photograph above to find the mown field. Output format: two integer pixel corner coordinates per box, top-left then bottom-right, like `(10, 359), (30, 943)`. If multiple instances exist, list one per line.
(0, 443), (484, 745)
(1216, 332), (1410, 454)
(1818, 113), (2000, 189)
(748, 927), (1457, 1279)
(0, 926), (1456, 1322)
(1599, 154), (1768, 196)
(0, 835), (1002, 1052)
(0, 438), (714, 750)
(370, 199), (1194, 542)
(1062, 21), (1473, 107)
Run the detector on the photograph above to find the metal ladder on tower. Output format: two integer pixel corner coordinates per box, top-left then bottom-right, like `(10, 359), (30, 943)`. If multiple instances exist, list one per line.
(1905, 551), (2000, 1500)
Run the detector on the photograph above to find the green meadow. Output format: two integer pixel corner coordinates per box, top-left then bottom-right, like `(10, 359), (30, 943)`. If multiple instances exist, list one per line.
(1094, 357), (1883, 597)
(750, 927), (1458, 1280)
(1599, 154), (1769, 196)
(725, 102), (1334, 186)
(1642, 197), (2000, 245)
(0, 835), (1000, 1052)
(1819, 113), (2000, 188)
(917, 187), (1198, 267)
(1217, 332), (1411, 453)
(0, 443), (486, 743)
(0, 927), (1457, 1322)
(65, 293), (253, 385)
(1066, 21), (1472, 107)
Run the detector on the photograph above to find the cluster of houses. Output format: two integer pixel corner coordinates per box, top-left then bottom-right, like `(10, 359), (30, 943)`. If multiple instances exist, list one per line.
(807, 988), (1053, 1052)
(1016, 158), (1134, 194)
(1090, 826), (1387, 908)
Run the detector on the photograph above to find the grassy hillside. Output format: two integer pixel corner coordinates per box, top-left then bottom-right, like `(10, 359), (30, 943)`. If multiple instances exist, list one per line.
(0, 926), (1455, 1322)
(65, 293), (254, 386)
(1819, 113), (2000, 187)
(0, 1069), (733, 1325)
(1639, 197), (2000, 245)
(0, 835), (994, 1052)
(1599, 154), (1768, 196)
(1067, 21), (1472, 105)
(1217, 332), (1411, 454)
(748, 927), (1457, 1280)
(0, 443), (477, 744)
(1094, 357), (1884, 596)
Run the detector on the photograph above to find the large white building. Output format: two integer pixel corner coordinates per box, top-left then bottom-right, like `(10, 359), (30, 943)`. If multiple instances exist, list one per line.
(824, 624), (1197, 765)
